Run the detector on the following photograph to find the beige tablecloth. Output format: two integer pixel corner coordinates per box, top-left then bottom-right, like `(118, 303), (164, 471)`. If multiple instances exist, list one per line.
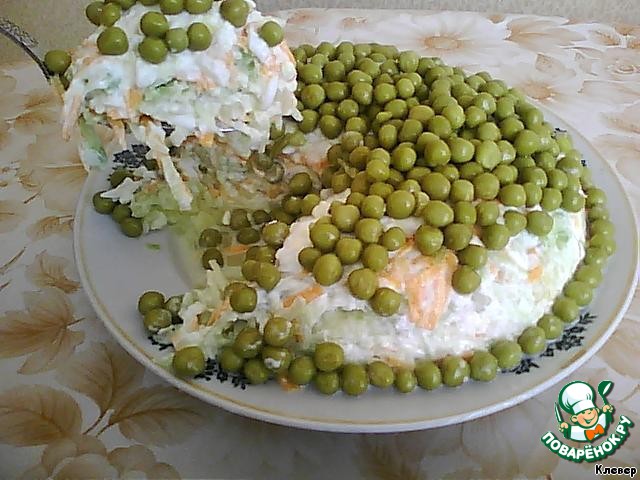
(0, 9), (638, 480)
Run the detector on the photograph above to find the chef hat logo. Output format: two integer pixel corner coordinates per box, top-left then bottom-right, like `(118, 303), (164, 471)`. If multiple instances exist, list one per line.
(559, 380), (597, 415)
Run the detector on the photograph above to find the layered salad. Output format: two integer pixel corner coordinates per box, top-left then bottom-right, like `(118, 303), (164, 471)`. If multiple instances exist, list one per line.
(45, 1), (615, 395)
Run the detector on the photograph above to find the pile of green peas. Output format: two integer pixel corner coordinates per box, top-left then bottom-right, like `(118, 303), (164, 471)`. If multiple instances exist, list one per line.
(92, 167), (145, 237)
(134, 41), (614, 394)
(288, 41), (615, 299)
(137, 288), (543, 393)
(78, 0), (283, 61)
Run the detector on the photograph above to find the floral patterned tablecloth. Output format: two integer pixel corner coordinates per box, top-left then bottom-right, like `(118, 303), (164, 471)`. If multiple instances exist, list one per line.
(0, 8), (639, 480)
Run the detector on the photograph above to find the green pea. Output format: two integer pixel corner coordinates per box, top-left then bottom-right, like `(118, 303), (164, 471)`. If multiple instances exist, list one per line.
(111, 204), (131, 223)
(164, 27), (189, 53)
(452, 201), (476, 225)
(447, 137), (475, 164)
(298, 247), (322, 271)
(392, 368), (416, 393)
(255, 262), (280, 291)
(92, 191), (116, 214)
(242, 358), (269, 384)
(588, 205), (610, 222)
(254, 20), (284, 48)
(427, 115), (452, 138)
(315, 371), (340, 394)
(586, 188), (607, 208)
(470, 351), (498, 382)
(457, 244), (487, 269)
(120, 217), (143, 238)
(332, 238), (361, 265)
(138, 37), (168, 64)
(423, 139), (451, 167)
(494, 96), (515, 120)
(285, 355), (315, 385)
(482, 224), (510, 250)
(230, 285), (257, 313)
(86, 2), (104, 25)
(97, 27), (129, 55)
(295, 110), (319, 134)
(538, 314), (564, 339)
(552, 296), (580, 323)
(187, 22), (212, 51)
(219, 347), (244, 373)
(220, 0), (249, 26)
(442, 223), (472, 251)
(564, 280), (593, 307)
(229, 208), (250, 230)
(472, 173), (500, 200)
(382, 190), (414, 219)
(261, 346), (292, 373)
(140, 11), (169, 38)
(441, 356), (470, 387)
(421, 172), (451, 200)
(232, 326), (262, 359)
(314, 342), (344, 372)
(160, 0), (184, 14)
(319, 115), (343, 139)
(100, 2), (122, 26)
(590, 219), (614, 238)
(339, 364), (368, 396)
(378, 227), (405, 252)
(353, 218), (382, 244)
(518, 326), (547, 354)
(584, 247), (608, 268)
(185, 0), (213, 13)
(359, 244), (387, 272)
(561, 190), (586, 213)
(422, 200), (454, 228)
(452, 265), (481, 294)
(448, 179), (473, 202)
(309, 222), (340, 252)
(409, 105), (435, 127)
(503, 211), (526, 236)
(476, 201), (500, 226)
(138, 291), (165, 315)
(514, 129), (541, 156)
(370, 287), (402, 316)
(262, 221), (289, 248)
(475, 140), (501, 170)
(263, 316), (291, 347)
(498, 184), (525, 207)
(526, 210), (554, 236)
(575, 264), (603, 288)
(313, 254), (343, 286)
(44, 50), (71, 75)
(490, 340), (522, 370)
(140, 307), (171, 336)
(411, 360), (441, 390)
(540, 188), (562, 211)
(414, 225), (443, 256)
(384, 99), (408, 120)
(173, 346), (205, 377)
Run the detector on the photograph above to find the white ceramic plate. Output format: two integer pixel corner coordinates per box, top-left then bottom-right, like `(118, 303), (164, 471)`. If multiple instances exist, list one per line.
(75, 107), (638, 433)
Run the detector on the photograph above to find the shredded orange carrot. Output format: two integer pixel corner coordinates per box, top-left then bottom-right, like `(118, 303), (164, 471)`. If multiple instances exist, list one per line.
(223, 244), (250, 255)
(528, 265), (543, 282)
(282, 284), (324, 308)
(127, 89), (142, 111)
(278, 375), (300, 392)
(203, 299), (230, 327)
(202, 133), (217, 147)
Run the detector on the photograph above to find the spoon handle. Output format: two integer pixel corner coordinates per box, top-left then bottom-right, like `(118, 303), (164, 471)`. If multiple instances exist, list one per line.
(0, 17), (51, 79)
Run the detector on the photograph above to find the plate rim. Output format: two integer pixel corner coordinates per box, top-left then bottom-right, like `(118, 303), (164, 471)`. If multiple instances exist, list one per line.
(74, 111), (640, 433)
